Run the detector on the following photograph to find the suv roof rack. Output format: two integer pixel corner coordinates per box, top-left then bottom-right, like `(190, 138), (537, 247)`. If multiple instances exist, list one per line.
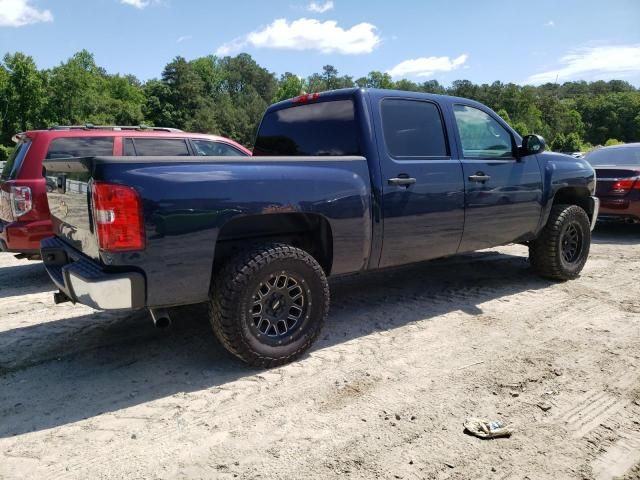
(49, 124), (183, 133)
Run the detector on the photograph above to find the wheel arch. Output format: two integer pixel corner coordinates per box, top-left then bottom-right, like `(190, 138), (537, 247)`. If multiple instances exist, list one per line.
(552, 186), (594, 215)
(213, 212), (334, 277)
(538, 186), (594, 234)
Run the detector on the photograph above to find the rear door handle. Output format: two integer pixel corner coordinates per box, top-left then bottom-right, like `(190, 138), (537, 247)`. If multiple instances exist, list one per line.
(388, 176), (416, 187)
(468, 173), (491, 183)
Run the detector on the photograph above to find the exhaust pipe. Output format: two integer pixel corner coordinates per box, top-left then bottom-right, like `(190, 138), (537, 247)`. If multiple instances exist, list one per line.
(149, 308), (172, 329)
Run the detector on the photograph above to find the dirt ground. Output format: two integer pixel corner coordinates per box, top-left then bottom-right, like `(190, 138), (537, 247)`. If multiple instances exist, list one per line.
(1, 223), (639, 480)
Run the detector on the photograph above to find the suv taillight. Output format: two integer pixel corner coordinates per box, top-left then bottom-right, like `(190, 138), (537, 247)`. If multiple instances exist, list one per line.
(10, 186), (32, 218)
(91, 182), (145, 252)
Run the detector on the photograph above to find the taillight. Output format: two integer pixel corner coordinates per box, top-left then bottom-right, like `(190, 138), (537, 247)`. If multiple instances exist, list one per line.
(10, 186), (32, 218)
(91, 182), (145, 252)
(611, 178), (640, 193)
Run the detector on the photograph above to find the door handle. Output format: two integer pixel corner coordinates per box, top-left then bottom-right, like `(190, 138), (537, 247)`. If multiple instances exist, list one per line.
(468, 173), (491, 183)
(388, 175), (416, 187)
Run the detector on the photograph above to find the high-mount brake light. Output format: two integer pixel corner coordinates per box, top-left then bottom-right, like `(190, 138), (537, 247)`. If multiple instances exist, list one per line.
(293, 93), (321, 104)
(91, 182), (145, 252)
(10, 186), (32, 218)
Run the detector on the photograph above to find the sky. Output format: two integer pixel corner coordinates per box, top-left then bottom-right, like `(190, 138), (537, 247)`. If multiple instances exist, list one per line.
(1, 0), (639, 86)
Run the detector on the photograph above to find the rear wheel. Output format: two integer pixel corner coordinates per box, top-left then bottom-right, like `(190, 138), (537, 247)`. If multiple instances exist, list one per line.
(529, 204), (591, 280)
(209, 243), (329, 367)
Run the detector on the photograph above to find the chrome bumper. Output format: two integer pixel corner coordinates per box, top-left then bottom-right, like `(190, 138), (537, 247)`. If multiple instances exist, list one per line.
(41, 237), (145, 310)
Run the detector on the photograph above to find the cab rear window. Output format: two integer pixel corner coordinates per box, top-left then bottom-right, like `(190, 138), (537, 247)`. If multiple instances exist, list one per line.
(1, 140), (31, 181)
(46, 137), (114, 159)
(254, 99), (360, 156)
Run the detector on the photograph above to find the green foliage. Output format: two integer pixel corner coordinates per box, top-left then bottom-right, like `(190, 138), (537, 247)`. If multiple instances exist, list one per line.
(273, 73), (306, 102)
(0, 50), (639, 151)
(356, 71), (394, 89)
(604, 138), (624, 146)
(0, 144), (12, 162)
(1, 52), (46, 143)
(550, 132), (584, 152)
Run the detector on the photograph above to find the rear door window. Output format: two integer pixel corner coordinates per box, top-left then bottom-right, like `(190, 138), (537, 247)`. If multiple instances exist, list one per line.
(381, 99), (449, 158)
(46, 137), (114, 159)
(192, 140), (248, 156)
(128, 138), (190, 156)
(254, 99), (360, 156)
(1, 140), (31, 180)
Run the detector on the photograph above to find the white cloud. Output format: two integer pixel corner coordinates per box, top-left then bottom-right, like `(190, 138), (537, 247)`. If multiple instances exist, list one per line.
(216, 37), (247, 56)
(0, 0), (52, 27)
(387, 54), (468, 78)
(177, 35), (192, 43)
(120, 0), (158, 9)
(216, 18), (380, 56)
(526, 44), (640, 84)
(544, 20), (554, 27)
(307, 1), (333, 13)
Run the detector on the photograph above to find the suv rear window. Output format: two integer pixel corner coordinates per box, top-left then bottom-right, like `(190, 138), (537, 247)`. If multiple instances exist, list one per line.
(1, 140), (31, 181)
(46, 137), (114, 159)
(126, 138), (190, 156)
(381, 99), (448, 158)
(254, 99), (360, 156)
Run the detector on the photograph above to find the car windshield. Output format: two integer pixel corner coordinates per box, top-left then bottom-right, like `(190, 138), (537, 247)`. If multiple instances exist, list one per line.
(585, 145), (640, 167)
(1, 140), (31, 181)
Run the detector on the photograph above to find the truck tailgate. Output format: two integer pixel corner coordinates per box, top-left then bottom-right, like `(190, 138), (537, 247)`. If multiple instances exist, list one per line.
(44, 158), (100, 259)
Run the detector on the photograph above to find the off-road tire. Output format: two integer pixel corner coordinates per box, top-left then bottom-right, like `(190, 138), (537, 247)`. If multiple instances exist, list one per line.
(529, 204), (591, 281)
(209, 243), (329, 368)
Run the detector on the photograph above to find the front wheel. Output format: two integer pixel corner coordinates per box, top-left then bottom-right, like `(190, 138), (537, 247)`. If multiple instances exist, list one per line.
(209, 243), (329, 368)
(529, 204), (591, 281)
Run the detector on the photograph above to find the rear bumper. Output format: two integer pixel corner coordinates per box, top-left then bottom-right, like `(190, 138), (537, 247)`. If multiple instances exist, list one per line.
(597, 194), (640, 221)
(41, 237), (145, 310)
(0, 217), (53, 254)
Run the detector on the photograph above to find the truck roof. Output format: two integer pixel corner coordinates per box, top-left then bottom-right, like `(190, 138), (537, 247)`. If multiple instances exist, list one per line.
(268, 87), (489, 113)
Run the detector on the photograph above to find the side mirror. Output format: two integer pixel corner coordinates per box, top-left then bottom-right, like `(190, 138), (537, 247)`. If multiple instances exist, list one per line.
(520, 134), (546, 157)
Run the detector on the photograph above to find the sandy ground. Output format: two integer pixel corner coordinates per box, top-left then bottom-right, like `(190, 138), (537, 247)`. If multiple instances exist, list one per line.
(0, 223), (639, 480)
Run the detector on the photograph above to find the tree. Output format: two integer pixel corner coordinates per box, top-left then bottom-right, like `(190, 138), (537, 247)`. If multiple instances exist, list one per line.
(1, 49), (640, 153)
(394, 79), (419, 92)
(420, 80), (446, 95)
(356, 71), (394, 89)
(273, 73), (306, 102)
(1, 52), (46, 142)
(550, 132), (583, 152)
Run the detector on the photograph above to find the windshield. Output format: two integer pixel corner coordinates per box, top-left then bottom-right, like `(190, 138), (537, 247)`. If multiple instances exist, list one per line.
(254, 99), (360, 156)
(1, 140), (31, 181)
(585, 145), (640, 167)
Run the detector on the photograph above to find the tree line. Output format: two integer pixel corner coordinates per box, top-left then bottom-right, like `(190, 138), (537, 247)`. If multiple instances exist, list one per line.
(1, 49), (639, 160)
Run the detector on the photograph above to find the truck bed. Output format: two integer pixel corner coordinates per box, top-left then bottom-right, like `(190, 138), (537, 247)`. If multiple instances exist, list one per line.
(44, 155), (372, 308)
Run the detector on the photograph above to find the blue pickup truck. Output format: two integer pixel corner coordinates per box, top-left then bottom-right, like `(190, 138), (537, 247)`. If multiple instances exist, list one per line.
(41, 88), (599, 367)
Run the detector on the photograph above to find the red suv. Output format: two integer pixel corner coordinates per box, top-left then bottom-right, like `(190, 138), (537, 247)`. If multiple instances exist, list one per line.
(0, 126), (251, 258)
